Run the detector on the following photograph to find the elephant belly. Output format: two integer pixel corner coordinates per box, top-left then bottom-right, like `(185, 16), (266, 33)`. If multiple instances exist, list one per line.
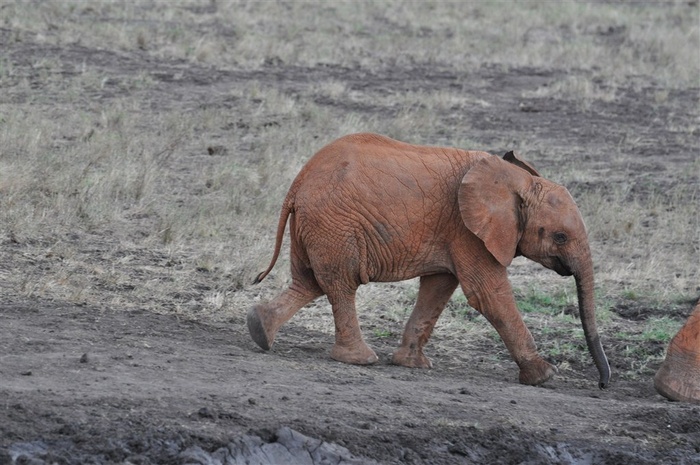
(294, 200), (452, 285)
(361, 231), (453, 283)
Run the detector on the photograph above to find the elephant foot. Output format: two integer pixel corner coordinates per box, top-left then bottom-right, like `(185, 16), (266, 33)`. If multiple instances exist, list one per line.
(654, 357), (700, 404)
(330, 342), (378, 365)
(247, 306), (276, 351)
(391, 346), (433, 368)
(518, 358), (557, 386)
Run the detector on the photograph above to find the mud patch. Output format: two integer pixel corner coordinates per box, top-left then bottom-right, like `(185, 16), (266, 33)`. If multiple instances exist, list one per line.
(5, 427), (376, 465)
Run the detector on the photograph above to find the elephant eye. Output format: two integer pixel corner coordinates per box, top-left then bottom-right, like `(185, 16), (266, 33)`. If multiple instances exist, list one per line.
(553, 232), (568, 244)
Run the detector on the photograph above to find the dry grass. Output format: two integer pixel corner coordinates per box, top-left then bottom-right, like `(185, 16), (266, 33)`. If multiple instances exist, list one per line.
(4, 1), (698, 83)
(0, 1), (698, 367)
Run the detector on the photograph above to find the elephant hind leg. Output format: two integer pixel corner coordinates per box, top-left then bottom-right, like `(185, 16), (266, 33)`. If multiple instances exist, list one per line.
(392, 273), (459, 368)
(247, 266), (323, 351)
(324, 287), (378, 365)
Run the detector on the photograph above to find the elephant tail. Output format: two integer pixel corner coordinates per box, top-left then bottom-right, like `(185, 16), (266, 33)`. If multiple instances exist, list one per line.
(253, 196), (293, 284)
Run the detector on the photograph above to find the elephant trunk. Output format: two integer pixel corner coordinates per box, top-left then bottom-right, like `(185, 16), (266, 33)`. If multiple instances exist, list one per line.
(574, 255), (611, 389)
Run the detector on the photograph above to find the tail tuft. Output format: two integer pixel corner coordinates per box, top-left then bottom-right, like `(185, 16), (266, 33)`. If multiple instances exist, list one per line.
(251, 192), (294, 287)
(252, 271), (266, 285)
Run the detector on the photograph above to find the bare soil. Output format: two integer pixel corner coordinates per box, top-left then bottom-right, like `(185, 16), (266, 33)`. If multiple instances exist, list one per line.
(2, 293), (699, 464)
(1, 23), (699, 465)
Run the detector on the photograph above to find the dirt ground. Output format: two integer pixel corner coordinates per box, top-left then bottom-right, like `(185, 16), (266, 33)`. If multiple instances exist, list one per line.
(1, 12), (699, 465)
(2, 293), (699, 465)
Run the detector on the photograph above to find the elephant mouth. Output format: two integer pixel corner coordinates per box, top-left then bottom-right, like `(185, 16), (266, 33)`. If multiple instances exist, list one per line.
(551, 257), (573, 277)
(524, 251), (574, 277)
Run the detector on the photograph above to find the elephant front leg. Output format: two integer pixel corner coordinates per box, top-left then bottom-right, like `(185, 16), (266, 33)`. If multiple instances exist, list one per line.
(393, 274), (459, 368)
(466, 277), (557, 386)
(327, 289), (378, 365)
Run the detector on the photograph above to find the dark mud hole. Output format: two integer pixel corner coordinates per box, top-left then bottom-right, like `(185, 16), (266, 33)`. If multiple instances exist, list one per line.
(2, 22), (700, 465)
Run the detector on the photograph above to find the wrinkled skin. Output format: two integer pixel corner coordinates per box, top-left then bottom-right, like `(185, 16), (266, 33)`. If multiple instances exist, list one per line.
(248, 133), (610, 388)
(654, 300), (700, 403)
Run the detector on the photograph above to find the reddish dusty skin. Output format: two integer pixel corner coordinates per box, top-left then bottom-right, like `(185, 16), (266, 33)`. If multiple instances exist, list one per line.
(654, 300), (700, 404)
(248, 133), (610, 387)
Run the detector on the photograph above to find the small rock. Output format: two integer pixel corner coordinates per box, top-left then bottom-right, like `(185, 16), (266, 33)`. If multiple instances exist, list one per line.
(198, 407), (216, 419)
(207, 145), (228, 156)
(80, 353), (89, 364)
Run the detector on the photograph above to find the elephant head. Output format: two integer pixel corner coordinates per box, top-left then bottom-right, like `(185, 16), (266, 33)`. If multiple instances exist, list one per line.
(459, 153), (611, 388)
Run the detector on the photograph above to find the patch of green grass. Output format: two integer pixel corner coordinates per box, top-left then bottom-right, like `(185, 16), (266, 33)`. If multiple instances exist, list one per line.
(545, 339), (586, 361)
(515, 287), (573, 315)
(639, 317), (682, 344)
(621, 289), (640, 301)
(529, 316), (590, 366)
(373, 329), (394, 338)
(606, 315), (683, 380)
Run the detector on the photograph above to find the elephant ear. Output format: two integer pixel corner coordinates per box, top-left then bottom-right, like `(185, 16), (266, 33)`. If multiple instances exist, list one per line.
(459, 156), (530, 267)
(503, 151), (541, 177)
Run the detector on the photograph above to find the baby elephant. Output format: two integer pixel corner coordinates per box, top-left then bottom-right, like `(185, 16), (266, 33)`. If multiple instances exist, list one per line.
(248, 133), (610, 388)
